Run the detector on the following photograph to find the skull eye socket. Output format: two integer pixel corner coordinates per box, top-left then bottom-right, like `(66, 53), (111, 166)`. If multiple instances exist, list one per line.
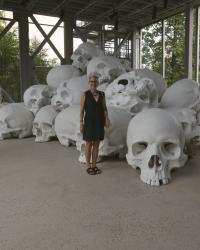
(61, 91), (68, 98)
(118, 79), (128, 86)
(162, 142), (179, 156)
(132, 142), (148, 155)
(138, 91), (149, 101)
(181, 122), (188, 131)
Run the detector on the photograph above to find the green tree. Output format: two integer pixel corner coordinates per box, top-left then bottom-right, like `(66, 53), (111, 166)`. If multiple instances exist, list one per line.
(0, 11), (59, 101)
(142, 13), (186, 86)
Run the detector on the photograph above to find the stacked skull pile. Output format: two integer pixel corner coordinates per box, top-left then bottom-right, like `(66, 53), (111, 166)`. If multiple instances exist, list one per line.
(0, 42), (199, 186)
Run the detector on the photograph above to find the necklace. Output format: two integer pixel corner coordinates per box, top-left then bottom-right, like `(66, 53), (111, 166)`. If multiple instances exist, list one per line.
(91, 91), (98, 96)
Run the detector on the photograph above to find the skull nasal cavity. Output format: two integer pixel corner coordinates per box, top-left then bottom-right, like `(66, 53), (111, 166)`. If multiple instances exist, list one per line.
(118, 79), (128, 86)
(148, 155), (161, 168)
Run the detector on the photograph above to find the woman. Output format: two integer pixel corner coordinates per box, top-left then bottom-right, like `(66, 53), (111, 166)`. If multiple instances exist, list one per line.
(80, 74), (110, 175)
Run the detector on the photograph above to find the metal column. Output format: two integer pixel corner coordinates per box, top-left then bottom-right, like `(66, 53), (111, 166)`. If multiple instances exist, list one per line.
(161, 19), (166, 79)
(63, 17), (73, 64)
(131, 28), (140, 70)
(184, 6), (193, 79)
(99, 26), (105, 53)
(195, 7), (200, 82)
(14, 12), (32, 100)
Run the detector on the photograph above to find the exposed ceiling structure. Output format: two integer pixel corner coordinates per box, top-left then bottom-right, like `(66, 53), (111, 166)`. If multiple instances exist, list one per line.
(0, 0), (200, 31)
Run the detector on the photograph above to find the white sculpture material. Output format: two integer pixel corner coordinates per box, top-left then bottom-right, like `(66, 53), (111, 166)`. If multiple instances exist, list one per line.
(33, 105), (59, 142)
(126, 108), (187, 186)
(87, 55), (126, 84)
(135, 68), (167, 100)
(105, 71), (158, 115)
(55, 105), (80, 146)
(24, 84), (54, 114)
(166, 108), (200, 145)
(71, 42), (104, 73)
(55, 105), (132, 161)
(160, 79), (200, 109)
(0, 103), (34, 140)
(51, 75), (89, 111)
(160, 79), (200, 147)
(46, 65), (81, 89)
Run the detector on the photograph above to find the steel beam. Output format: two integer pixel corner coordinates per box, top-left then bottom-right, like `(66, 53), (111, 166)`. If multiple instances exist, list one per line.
(74, 27), (87, 42)
(75, 0), (97, 16)
(50, 0), (70, 15)
(63, 17), (73, 64)
(31, 17), (63, 59)
(131, 28), (140, 69)
(30, 15), (63, 62)
(26, 0), (39, 11)
(184, 6), (193, 79)
(0, 0), (4, 7)
(195, 6), (200, 82)
(113, 32), (131, 56)
(0, 19), (16, 41)
(161, 19), (165, 78)
(15, 12), (33, 100)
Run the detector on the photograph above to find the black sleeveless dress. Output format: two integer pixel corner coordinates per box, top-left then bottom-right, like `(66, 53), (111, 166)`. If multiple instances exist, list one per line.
(83, 90), (105, 141)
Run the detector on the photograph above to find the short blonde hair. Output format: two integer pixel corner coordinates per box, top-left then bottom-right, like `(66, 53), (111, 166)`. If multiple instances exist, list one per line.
(88, 72), (100, 81)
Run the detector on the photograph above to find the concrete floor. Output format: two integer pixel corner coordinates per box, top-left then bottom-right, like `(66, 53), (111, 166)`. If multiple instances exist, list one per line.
(0, 138), (200, 250)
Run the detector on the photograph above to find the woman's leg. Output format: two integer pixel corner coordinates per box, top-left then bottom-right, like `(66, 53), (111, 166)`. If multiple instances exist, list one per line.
(85, 141), (93, 168)
(91, 141), (100, 168)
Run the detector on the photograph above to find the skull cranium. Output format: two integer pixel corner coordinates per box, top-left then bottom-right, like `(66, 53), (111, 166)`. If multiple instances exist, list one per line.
(126, 108), (187, 186)
(24, 85), (54, 114)
(71, 42), (104, 73)
(33, 105), (59, 142)
(105, 71), (158, 115)
(0, 103), (34, 140)
(87, 56), (126, 84)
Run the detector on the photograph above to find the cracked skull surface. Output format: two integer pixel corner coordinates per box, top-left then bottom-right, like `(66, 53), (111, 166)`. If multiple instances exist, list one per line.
(135, 69), (167, 100)
(0, 103), (34, 140)
(126, 108), (187, 186)
(46, 65), (81, 89)
(71, 42), (104, 73)
(105, 71), (158, 115)
(33, 105), (59, 142)
(24, 84), (54, 114)
(160, 79), (200, 109)
(87, 55), (126, 84)
(166, 108), (200, 145)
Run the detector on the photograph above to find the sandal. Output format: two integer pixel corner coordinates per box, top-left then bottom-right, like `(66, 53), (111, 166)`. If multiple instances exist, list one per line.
(86, 167), (96, 175)
(93, 166), (102, 174)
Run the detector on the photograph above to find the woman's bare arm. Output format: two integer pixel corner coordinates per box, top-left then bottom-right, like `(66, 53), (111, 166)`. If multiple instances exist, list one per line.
(80, 92), (85, 123)
(102, 92), (110, 128)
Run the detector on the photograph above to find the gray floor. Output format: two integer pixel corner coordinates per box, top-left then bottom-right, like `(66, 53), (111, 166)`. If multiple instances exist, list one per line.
(0, 138), (200, 250)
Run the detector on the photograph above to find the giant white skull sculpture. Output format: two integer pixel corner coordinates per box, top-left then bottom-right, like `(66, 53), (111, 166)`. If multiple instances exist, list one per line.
(160, 79), (200, 109)
(55, 105), (80, 146)
(24, 85), (54, 114)
(71, 42), (104, 73)
(46, 65), (81, 89)
(33, 105), (59, 142)
(160, 79), (200, 146)
(87, 56), (126, 84)
(166, 108), (200, 145)
(55, 105), (132, 161)
(126, 108), (187, 186)
(105, 71), (158, 115)
(135, 68), (167, 100)
(51, 75), (89, 111)
(0, 103), (34, 139)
